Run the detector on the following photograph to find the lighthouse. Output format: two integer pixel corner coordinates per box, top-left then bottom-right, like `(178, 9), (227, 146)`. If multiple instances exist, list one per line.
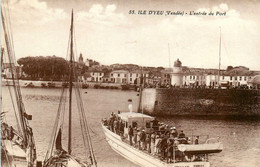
(171, 59), (183, 86)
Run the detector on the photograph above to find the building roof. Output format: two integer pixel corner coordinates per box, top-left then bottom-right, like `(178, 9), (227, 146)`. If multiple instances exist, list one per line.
(248, 75), (260, 84)
(224, 68), (258, 76)
(118, 112), (154, 121)
(161, 68), (173, 73)
(111, 70), (129, 73)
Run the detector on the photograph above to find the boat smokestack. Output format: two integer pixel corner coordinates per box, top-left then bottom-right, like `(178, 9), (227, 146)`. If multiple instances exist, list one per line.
(128, 99), (133, 113)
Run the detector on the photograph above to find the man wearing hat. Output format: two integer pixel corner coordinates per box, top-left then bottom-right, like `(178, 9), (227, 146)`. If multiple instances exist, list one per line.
(170, 127), (178, 138)
(195, 136), (199, 145)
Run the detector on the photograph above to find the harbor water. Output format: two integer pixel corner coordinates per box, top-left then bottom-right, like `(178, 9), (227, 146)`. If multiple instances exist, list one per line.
(1, 87), (260, 167)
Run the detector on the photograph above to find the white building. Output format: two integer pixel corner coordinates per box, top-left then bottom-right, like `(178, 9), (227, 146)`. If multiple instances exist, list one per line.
(89, 70), (104, 82)
(110, 70), (128, 84)
(183, 74), (207, 87)
(128, 70), (149, 85)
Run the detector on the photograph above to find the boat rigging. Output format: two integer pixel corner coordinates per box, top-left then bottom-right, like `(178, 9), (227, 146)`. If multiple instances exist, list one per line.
(43, 10), (97, 167)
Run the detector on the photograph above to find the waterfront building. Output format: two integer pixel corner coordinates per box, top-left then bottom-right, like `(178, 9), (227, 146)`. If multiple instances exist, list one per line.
(183, 72), (207, 87)
(147, 71), (161, 87)
(128, 70), (149, 85)
(128, 71), (139, 84)
(102, 71), (112, 83)
(161, 68), (172, 86)
(83, 72), (92, 82)
(248, 75), (260, 88)
(88, 69), (104, 82)
(110, 70), (129, 84)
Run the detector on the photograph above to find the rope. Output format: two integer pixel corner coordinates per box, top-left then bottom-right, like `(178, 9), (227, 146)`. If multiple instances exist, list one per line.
(3, 53), (22, 135)
(71, 24), (97, 165)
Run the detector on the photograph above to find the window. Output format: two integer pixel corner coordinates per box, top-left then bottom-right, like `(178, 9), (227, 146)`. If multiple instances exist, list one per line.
(190, 76), (192, 79)
(118, 74), (120, 77)
(130, 73), (132, 77)
(239, 76), (242, 81)
(92, 72), (94, 75)
(130, 78), (132, 81)
(100, 73), (102, 76)
(111, 73), (113, 77)
(230, 76), (232, 80)
(244, 77), (246, 81)
(136, 74), (138, 77)
(222, 76), (224, 80)
(235, 76), (237, 80)
(124, 74), (126, 77)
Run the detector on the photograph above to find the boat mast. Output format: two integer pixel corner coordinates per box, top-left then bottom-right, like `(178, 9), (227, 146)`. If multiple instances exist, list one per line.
(218, 27), (221, 87)
(68, 10), (73, 154)
(137, 67), (143, 113)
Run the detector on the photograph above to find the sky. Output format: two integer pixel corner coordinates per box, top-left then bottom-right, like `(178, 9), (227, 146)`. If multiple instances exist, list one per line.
(1, 0), (260, 70)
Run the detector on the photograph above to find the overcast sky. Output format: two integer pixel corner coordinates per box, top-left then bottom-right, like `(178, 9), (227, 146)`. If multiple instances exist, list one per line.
(1, 0), (260, 70)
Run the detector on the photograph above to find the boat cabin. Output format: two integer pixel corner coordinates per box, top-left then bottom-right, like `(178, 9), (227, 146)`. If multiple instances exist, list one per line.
(118, 112), (155, 137)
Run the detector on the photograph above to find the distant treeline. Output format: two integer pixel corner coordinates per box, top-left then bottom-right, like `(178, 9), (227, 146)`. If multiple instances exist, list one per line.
(17, 56), (87, 80)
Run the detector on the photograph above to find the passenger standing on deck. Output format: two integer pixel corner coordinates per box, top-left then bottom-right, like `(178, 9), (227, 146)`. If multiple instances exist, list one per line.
(146, 132), (151, 153)
(113, 119), (118, 134)
(151, 132), (156, 155)
(170, 127), (178, 138)
(154, 134), (161, 155)
(128, 126), (133, 146)
(174, 137), (180, 161)
(133, 127), (138, 147)
(120, 120), (124, 136)
(109, 113), (114, 132)
(137, 129), (141, 149)
(178, 130), (186, 144)
(178, 130), (185, 139)
(195, 136), (199, 144)
(167, 138), (173, 163)
(140, 129), (146, 150)
(160, 134), (168, 160)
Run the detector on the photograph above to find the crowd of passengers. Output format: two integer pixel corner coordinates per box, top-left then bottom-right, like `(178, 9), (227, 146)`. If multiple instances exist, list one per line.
(103, 112), (200, 163)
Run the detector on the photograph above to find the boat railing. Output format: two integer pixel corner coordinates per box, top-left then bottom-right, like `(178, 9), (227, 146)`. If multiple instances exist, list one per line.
(205, 136), (220, 144)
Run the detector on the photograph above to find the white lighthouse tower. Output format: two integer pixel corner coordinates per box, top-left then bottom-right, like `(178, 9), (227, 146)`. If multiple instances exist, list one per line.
(171, 59), (183, 87)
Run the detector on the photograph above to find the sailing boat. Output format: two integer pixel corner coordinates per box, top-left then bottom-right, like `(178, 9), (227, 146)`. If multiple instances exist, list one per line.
(43, 10), (97, 167)
(1, 3), (37, 167)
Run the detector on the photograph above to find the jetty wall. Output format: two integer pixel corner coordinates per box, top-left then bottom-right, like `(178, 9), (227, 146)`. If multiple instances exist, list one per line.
(142, 88), (260, 117)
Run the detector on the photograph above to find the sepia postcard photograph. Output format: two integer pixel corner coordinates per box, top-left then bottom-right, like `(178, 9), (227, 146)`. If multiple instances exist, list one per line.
(1, 0), (260, 167)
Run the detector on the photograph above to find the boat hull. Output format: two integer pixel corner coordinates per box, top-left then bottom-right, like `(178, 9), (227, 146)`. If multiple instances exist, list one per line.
(1, 140), (27, 167)
(101, 124), (210, 167)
